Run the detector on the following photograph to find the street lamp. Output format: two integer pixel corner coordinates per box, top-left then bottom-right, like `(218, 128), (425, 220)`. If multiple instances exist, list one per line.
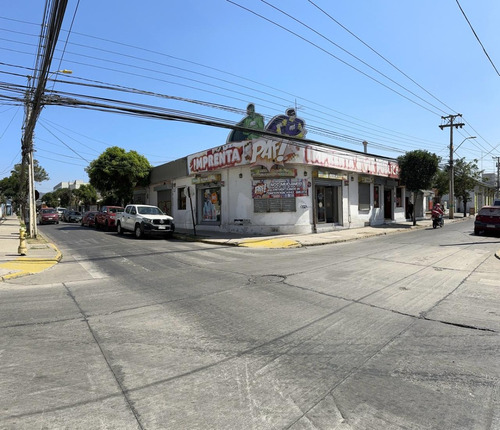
(454, 136), (476, 153)
(449, 136), (476, 220)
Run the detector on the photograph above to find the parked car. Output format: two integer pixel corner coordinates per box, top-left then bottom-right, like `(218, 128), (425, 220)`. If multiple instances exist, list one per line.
(116, 204), (174, 238)
(62, 209), (71, 222)
(474, 205), (500, 235)
(37, 207), (59, 225)
(95, 206), (124, 230)
(63, 210), (83, 223)
(81, 211), (98, 227)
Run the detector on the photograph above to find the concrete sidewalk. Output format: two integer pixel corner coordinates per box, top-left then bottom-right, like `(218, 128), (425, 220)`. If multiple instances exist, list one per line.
(174, 217), (456, 248)
(0, 214), (62, 281)
(0, 213), (487, 282)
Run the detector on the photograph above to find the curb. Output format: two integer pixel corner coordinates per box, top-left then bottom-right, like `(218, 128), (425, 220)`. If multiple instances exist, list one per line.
(0, 242), (62, 282)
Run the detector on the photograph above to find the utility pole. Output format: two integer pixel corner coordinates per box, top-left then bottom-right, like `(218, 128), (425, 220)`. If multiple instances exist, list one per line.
(494, 156), (500, 199)
(439, 114), (464, 219)
(21, 75), (38, 239)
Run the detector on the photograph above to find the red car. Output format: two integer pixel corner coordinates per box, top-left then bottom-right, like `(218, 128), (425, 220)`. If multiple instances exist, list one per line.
(37, 208), (60, 225)
(95, 206), (124, 230)
(81, 211), (98, 227)
(474, 206), (500, 235)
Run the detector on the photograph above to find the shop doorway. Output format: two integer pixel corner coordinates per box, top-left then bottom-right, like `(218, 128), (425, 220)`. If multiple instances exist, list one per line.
(316, 185), (340, 223)
(157, 190), (172, 216)
(384, 189), (392, 219)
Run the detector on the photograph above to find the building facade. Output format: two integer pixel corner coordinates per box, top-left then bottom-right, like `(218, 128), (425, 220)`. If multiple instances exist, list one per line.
(144, 138), (412, 235)
(53, 180), (88, 191)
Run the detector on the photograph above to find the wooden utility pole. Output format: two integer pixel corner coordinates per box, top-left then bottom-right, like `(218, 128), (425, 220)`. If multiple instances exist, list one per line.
(439, 114), (464, 219)
(20, 0), (68, 237)
(494, 156), (500, 199)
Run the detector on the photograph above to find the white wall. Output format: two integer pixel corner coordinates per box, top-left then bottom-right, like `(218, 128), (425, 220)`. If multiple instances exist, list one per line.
(151, 166), (406, 235)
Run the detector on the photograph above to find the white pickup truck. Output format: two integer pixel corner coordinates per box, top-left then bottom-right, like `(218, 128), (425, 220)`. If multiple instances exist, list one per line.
(116, 204), (175, 238)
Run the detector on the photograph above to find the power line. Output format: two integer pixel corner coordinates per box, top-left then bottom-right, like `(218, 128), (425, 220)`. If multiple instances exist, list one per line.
(455, 0), (500, 76)
(259, 0), (449, 115)
(307, 0), (457, 113)
(0, 24), (460, 152)
(0, 11), (494, 169)
(227, 0), (442, 116)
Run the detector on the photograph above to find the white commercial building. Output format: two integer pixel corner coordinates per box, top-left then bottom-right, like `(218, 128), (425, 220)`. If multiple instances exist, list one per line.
(141, 138), (412, 235)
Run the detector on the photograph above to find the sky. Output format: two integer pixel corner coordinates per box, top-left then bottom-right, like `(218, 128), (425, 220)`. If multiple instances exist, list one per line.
(1, 0), (499, 194)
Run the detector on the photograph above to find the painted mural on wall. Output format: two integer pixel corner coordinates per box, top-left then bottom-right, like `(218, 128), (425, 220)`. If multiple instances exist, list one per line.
(227, 105), (306, 143)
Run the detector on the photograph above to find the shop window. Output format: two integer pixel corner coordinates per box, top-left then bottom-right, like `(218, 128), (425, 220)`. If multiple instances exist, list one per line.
(374, 185), (380, 208)
(177, 187), (186, 210)
(396, 187), (403, 207)
(358, 183), (370, 211)
(201, 187), (221, 222)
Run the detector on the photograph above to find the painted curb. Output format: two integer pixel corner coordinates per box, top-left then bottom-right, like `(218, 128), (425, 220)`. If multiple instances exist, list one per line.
(0, 242), (62, 282)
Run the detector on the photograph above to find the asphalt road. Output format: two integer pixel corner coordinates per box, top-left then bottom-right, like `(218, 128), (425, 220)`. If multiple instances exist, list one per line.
(1, 219), (499, 429)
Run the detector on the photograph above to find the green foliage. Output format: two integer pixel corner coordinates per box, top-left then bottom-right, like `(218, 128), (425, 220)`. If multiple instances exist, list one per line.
(0, 175), (18, 202)
(73, 184), (98, 207)
(57, 189), (72, 207)
(398, 150), (440, 193)
(433, 168), (449, 199)
(0, 159), (49, 209)
(454, 158), (482, 216)
(86, 146), (152, 205)
(41, 191), (59, 208)
(12, 159), (49, 183)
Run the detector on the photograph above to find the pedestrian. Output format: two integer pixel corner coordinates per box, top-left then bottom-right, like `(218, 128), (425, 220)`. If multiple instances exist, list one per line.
(407, 202), (414, 220)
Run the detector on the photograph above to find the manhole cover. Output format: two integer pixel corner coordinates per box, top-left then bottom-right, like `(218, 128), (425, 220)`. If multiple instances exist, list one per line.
(249, 275), (285, 284)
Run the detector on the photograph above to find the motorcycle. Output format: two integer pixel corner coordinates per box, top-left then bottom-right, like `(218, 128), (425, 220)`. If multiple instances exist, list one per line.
(432, 211), (444, 229)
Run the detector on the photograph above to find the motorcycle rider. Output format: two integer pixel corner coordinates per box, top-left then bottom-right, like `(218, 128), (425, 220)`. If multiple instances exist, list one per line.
(431, 202), (444, 227)
(432, 203), (444, 217)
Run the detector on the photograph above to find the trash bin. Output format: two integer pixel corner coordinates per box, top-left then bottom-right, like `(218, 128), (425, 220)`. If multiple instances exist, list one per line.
(469, 207), (475, 216)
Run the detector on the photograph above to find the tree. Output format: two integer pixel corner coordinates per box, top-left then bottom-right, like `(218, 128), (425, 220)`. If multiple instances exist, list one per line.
(58, 188), (72, 208)
(453, 157), (482, 217)
(41, 191), (59, 208)
(0, 176), (19, 202)
(397, 150), (440, 225)
(433, 168), (449, 201)
(13, 159), (49, 183)
(73, 184), (98, 209)
(86, 146), (152, 206)
(1, 159), (49, 214)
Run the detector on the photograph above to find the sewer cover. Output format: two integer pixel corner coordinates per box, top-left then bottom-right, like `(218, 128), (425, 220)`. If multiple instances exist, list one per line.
(249, 275), (285, 284)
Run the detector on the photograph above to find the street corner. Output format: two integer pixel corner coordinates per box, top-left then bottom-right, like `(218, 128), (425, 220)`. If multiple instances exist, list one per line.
(0, 242), (62, 281)
(238, 237), (301, 249)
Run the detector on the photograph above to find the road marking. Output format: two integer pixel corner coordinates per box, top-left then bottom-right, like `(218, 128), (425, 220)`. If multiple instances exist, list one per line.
(72, 254), (107, 279)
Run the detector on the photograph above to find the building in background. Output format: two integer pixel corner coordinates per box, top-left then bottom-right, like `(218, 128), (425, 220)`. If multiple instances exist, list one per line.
(53, 180), (88, 191)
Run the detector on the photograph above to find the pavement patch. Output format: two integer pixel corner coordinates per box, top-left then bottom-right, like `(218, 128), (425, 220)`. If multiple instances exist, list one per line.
(239, 238), (301, 248)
